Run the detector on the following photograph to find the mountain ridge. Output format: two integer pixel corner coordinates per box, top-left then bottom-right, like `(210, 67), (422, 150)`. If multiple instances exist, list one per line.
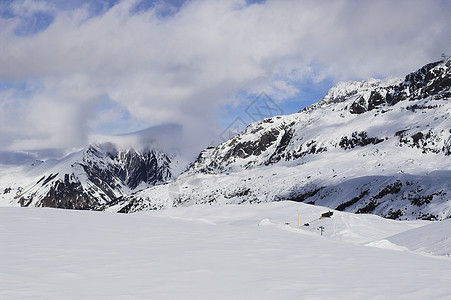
(109, 59), (450, 219)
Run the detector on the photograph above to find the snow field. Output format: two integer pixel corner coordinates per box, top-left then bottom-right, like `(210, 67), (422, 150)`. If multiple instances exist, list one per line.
(1, 202), (451, 299)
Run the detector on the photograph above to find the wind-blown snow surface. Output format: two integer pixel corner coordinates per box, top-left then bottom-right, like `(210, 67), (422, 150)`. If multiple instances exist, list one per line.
(1, 203), (450, 299)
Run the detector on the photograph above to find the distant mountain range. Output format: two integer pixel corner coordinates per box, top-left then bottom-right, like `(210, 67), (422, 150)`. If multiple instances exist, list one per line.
(1, 59), (450, 220)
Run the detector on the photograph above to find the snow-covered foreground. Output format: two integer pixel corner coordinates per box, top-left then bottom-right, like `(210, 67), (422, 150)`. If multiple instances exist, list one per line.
(1, 202), (450, 300)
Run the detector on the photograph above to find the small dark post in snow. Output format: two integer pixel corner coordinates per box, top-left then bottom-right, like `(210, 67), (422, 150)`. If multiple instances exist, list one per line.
(318, 226), (325, 236)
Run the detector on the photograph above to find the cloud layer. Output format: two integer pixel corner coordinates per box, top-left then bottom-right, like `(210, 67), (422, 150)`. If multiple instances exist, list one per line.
(1, 0), (450, 158)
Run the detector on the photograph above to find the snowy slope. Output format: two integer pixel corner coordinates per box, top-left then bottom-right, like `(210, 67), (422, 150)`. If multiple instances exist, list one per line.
(112, 59), (451, 220)
(383, 218), (451, 256)
(1, 203), (450, 299)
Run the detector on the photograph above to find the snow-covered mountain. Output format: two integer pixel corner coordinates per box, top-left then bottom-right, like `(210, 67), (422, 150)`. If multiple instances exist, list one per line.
(0, 142), (178, 210)
(1, 59), (450, 219)
(110, 59), (451, 219)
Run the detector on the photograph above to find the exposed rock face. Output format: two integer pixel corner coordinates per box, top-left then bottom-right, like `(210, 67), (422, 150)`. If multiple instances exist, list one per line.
(339, 131), (384, 150)
(39, 174), (94, 209)
(82, 145), (172, 192)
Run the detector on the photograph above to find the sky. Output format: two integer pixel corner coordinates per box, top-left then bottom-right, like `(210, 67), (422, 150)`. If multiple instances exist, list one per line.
(0, 0), (450, 160)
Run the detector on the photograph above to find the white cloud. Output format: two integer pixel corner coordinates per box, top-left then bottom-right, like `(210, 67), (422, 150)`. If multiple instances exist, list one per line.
(0, 0), (450, 158)
(10, 0), (55, 16)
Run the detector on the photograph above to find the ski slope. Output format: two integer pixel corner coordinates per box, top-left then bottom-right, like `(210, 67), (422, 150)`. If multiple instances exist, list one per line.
(1, 202), (450, 299)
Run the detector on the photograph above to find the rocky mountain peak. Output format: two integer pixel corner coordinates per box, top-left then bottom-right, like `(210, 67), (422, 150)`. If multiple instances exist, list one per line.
(348, 59), (450, 114)
(315, 77), (401, 108)
(81, 143), (173, 191)
(301, 59), (450, 115)
(0, 141), (177, 210)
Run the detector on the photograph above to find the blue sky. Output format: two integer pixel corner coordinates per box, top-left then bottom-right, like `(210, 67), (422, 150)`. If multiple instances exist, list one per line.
(1, 0), (450, 159)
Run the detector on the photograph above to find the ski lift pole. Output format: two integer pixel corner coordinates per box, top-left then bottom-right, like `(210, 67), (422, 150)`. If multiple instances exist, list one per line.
(297, 210), (300, 229)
